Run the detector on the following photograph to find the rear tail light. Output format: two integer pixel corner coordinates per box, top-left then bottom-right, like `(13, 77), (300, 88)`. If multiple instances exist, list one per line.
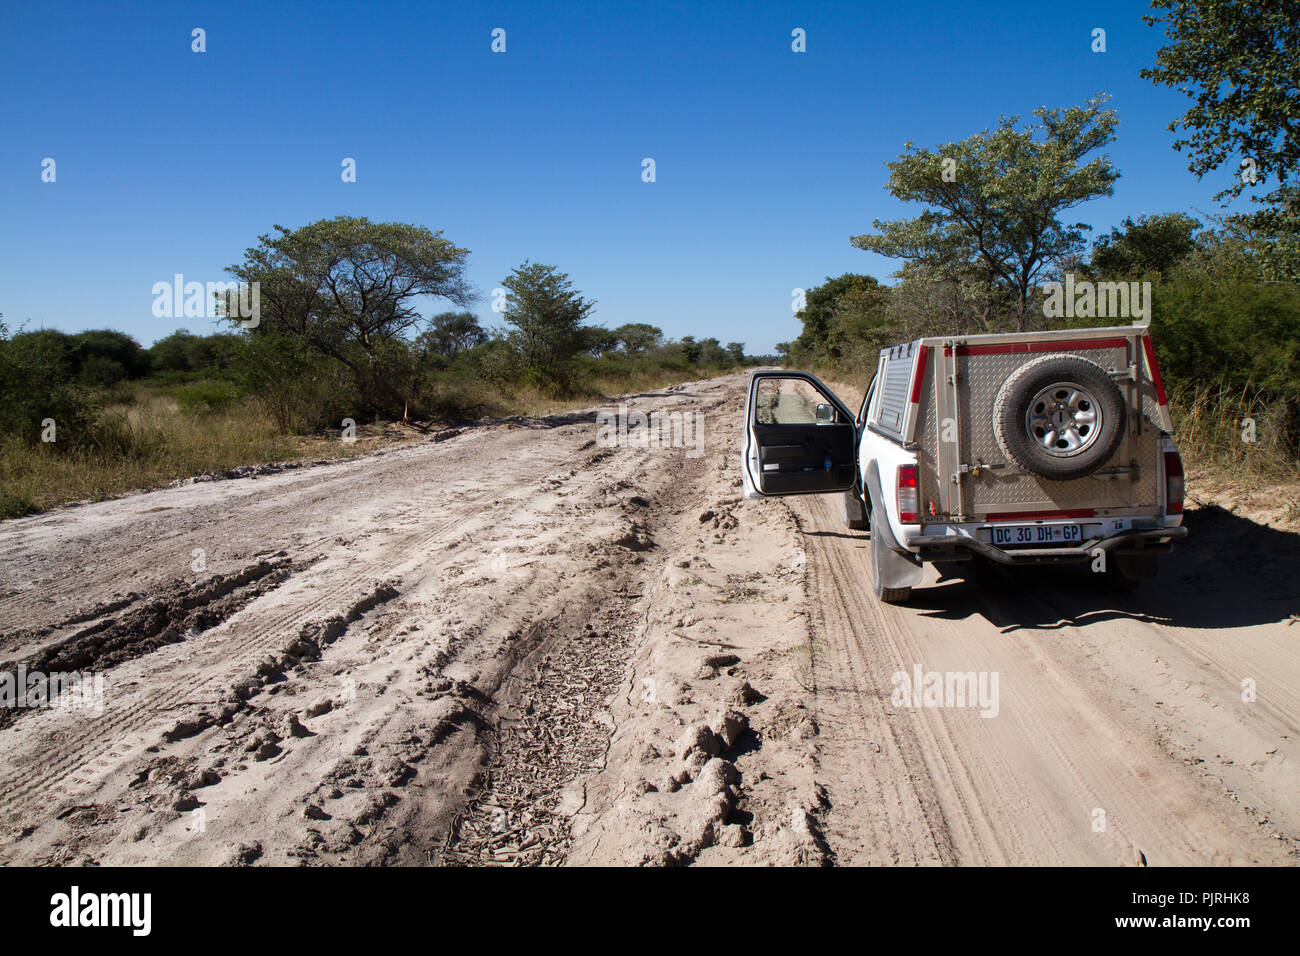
(897, 464), (919, 523)
(1164, 452), (1184, 515)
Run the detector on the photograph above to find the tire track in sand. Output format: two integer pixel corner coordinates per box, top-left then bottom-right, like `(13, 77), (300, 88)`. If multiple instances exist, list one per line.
(792, 493), (1294, 865)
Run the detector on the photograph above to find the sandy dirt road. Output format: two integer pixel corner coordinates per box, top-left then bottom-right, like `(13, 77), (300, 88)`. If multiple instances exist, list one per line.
(1, 373), (1297, 865)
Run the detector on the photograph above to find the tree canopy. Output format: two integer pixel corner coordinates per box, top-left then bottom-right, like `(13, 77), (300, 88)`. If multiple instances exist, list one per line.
(613, 323), (663, 354)
(1142, 1), (1300, 279)
(228, 216), (471, 366)
(853, 96), (1120, 329)
(1088, 213), (1202, 279)
(499, 261), (597, 387)
(790, 273), (888, 364)
(420, 311), (488, 361)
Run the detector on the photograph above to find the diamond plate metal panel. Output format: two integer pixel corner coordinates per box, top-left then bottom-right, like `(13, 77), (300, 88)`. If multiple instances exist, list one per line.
(914, 350), (940, 511)
(950, 345), (1162, 515)
(1138, 365), (1164, 429)
(876, 346), (914, 436)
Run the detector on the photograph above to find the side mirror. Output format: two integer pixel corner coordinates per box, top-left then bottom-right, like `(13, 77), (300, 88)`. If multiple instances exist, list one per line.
(815, 403), (836, 424)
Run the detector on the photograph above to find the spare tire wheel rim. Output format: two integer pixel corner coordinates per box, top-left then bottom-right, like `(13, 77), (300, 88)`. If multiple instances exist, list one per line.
(1024, 381), (1102, 458)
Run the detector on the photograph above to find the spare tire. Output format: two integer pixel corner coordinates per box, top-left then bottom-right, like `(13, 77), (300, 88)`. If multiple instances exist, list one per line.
(993, 354), (1126, 481)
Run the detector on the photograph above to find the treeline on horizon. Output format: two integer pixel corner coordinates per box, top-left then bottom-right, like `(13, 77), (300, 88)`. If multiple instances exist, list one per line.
(0, 222), (775, 517)
(0, 223), (773, 449)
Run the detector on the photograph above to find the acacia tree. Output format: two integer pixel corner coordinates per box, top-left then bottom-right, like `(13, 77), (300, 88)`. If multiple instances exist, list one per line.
(227, 216), (470, 411)
(421, 311), (488, 362)
(499, 261), (596, 389)
(614, 323), (663, 354)
(853, 97), (1120, 330)
(791, 274), (878, 362)
(1141, 0), (1300, 279)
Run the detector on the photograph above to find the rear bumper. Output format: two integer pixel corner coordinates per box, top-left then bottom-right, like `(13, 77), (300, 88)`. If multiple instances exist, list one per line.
(903, 526), (1188, 566)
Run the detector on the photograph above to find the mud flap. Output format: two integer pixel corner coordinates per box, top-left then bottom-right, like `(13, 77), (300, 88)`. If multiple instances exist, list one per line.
(843, 484), (868, 529)
(866, 470), (923, 590)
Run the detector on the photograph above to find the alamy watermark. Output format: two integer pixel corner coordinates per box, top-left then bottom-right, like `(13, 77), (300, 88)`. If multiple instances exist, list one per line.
(890, 665), (999, 718)
(1041, 275), (1150, 322)
(596, 404), (705, 458)
(1, 665), (105, 716)
(152, 274), (260, 328)
(50, 886), (150, 936)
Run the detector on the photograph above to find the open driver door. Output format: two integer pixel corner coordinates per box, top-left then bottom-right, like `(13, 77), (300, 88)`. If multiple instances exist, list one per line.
(742, 371), (857, 498)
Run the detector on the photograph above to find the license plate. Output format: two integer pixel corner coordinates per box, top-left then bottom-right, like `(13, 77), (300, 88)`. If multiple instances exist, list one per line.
(988, 523), (1081, 546)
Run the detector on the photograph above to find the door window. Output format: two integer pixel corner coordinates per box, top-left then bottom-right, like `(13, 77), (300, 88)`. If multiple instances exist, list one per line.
(755, 378), (846, 425)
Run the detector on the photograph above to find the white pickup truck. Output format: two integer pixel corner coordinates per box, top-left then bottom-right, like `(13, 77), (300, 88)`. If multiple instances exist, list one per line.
(742, 324), (1187, 603)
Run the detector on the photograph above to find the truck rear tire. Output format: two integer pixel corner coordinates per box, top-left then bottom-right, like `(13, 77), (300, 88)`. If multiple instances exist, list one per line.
(993, 354), (1126, 481)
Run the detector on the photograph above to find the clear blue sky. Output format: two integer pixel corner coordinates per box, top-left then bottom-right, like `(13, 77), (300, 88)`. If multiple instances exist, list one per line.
(0, 0), (1250, 354)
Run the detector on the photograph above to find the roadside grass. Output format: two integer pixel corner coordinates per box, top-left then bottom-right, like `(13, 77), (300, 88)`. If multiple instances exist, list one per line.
(0, 365), (745, 519)
(417, 363), (740, 420)
(518, 365), (735, 417)
(1169, 382), (1298, 480)
(790, 632), (825, 693)
(1168, 385), (1300, 522)
(0, 390), (392, 518)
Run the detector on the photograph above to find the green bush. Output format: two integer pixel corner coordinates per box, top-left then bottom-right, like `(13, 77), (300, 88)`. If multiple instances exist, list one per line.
(78, 355), (127, 387)
(231, 334), (359, 432)
(82, 412), (166, 460)
(0, 322), (101, 447)
(0, 487), (37, 520)
(101, 380), (139, 406)
(171, 380), (241, 415)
